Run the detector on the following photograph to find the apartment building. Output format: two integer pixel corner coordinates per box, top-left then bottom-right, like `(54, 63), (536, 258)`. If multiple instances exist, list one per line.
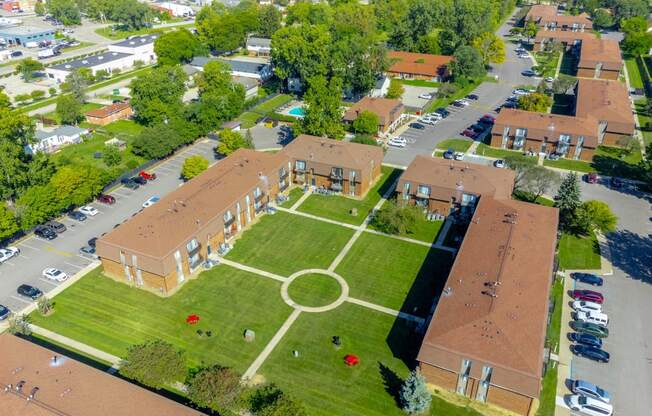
(577, 38), (623, 80)
(526, 4), (592, 32)
(490, 109), (598, 161)
(395, 156), (515, 215)
(343, 97), (406, 134)
(96, 149), (290, 295)
(386, 51), (453, 82)
(282, 134), (383, 197)
(533, 30), (595, 52)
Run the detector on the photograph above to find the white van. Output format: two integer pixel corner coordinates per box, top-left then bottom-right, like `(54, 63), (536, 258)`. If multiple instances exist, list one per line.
(576, 310), (608, 327)
(568, 395), (613, 416)
(571, 300), (602, 314)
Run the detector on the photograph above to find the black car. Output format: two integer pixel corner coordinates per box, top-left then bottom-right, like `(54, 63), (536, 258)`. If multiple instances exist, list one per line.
(409, 123), (425, 130)
(0, 304), (10, 321)
(452, 100), (465, 108)
(45, 220), (66, 233)
(571, 344), (610, 363)
(34, 225), (57, 240)
(131, 176), (147, 185)
(67, 210), (87, 221)
(466, 94), (479, 100)
(10, 51), (22, 58)
(521, 70), (536, 77)
(503, 102), (518, 109)
(571, 272), (604, 286)
(80, 245), (96, 255)
(88, 237), (98, 248)
(471, 124), (485, 133)
(568, 332), (603, 348)
(435, 108), (450, 118)
(443, 148), (455, 160)
(121, 178), (140, 190)
(17, 284), (42, 300)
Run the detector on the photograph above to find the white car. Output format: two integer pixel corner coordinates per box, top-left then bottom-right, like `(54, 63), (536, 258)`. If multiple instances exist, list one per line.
(425, 112), (443, 120)
(567, 395), (613, 416)
(388, 138), (407, 148)
(576, 310), (609, 327)
(418, 93), (434, 99)
(418, 117), (438, 126)
(572, 300), (602, 314)
(42, 268), (68, 282)
(493, 159), (505, 168)
(545, 76), (554, 83)
(518, 53), (530, 59)
(79, 205), (98, 216)
(512, 89), (529, 95)
(142, 196), (160, 208)
(0, 247), (20, 263)
(453, 152), (465, 161)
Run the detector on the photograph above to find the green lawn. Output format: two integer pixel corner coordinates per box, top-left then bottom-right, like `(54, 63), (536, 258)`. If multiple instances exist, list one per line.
(30, 266), (293, 373)
(534, 51), (560, 78)
(434, 138), (473, 153)
(625, 57), (644, 90)
(297, 167), (402, 226)
(399, 79), (440, 88)
(558, 232), (601, 270)
(95, 25), (176, 40)
(237, 111), (262, 128)
(543, 158), (595, 173)
(287, 273), (342, 307)
(97, 119), (145, 136)
(513, 190), (554, 207)
(368, 216), (444, 244)
(237, 94), (293, 128)
(635, 98), (652, 146)
(280, 187), (304, 208)
(537, 365), (558, 416)
(336, 232), (453, 316)
(226, 212), (354, 276)
(476, 143), (534, 160)
(426, 78), (484, 113)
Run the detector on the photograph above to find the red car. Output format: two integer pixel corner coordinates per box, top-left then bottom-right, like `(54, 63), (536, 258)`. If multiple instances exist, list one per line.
(139, 171), (157, 181)
(570, 289), (604, 304)
(97, 194), (116, 204)
(584, 172), (598, 184)
(480, 114), (496, 124)
(462, 129), (478, 138)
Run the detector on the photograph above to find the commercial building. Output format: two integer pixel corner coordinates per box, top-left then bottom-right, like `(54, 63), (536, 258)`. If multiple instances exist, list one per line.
(85, 101), (133, 126)
(0, 26), (54, 46)
(343, 96), (406, 134)
(96, 149), (290, 295)
(27, 125), (89, 154)
(396, 156), (515, 215)
(151, 2), (195, 17)
(577, 38), (623, 80)
(386, 51), (453, 82)
(490, 109), (598, 161)
(108, 34), (158, 64)
(0, 334), (203, 416)
(526, 4), (592, 32)
(246, 37), (271, 56)
(190, 56), (273, 81)
(282, 134), (383, 197)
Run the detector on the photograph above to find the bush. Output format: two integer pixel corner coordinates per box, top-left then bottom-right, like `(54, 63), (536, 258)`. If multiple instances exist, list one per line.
(30, 90), (46, 101)
(125, 159), (140, 169)
(351, 135), (379, 146)
(132, 123), (183, 159)
(7, 314), (31, 335)
(181, 155), (209, 180)
(187, 365), (243, 412)
(351, 110), (379, 135)
(15, 94), (31, 103)
(102, 145), (122, 167)
(37, 296), (54, 315)
(48, 87), (57, 97)
(370, 201), (421, 235)
(119, 340), (186, 389)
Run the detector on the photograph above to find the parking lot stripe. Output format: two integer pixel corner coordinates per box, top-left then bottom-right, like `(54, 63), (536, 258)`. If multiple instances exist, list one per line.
(45, 247), (73, 257)
(10, 295), (32, 305)
(39, 278), (60, 287)
(65, 262), (86, 270)
(19, 242), (40, 251)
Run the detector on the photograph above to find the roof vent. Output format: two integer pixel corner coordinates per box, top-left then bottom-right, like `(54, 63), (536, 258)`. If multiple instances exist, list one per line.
(4, 384), (13, 392)
(443, 287), (453, 297)
(15, 381), (25, 392)
(27, 387), (39, 401)
(60, 388), (72, 398)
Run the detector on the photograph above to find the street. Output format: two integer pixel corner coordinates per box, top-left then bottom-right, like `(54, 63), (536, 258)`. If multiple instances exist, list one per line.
(0, 139), (218, 314)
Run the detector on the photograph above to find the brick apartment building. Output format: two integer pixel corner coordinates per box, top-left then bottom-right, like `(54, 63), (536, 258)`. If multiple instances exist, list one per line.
(343, 97), (405, 134)
(534, 30), (595, 52)
(386, 50), (453, 82)
(577, 38), (623, 80)
(395, 156), (515, 215)
(526, 4), (592, 32)
(96, 149), (290, 295)
(491, 109), (599, 161)
(85, 101), (133, 126)
(282, 134), (383, 197)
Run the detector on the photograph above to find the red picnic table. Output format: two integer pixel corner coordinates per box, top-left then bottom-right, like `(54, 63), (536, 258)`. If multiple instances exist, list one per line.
(186, 314), (200, 324)
(344, 354), (359, 366)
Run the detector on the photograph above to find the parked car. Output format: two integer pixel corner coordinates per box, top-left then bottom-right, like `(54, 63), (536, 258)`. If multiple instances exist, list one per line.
(42, 268), (68, 282)
(502, 101), (518, 109)
(435, 108), (450, 118)
(462, 128), (478, 138)
(0, 246), (20, 263)
(571, 380), (611, 403)
(521, 69), (536, 77)
(571, 272), (603, 286)
(44, 220), (66, 233)
(545, 76), (554, 83)
(121, 178), (139, 190)
(453, 99), (470, 107)
(88, 237), (98, 248)
(570, 344), (610, 363)
(466, 94), (479, 100)
(131, 176), (147, 185)
(567, 395), (613, 416)
(512, 88), (529, 95)
(479, 114), (496, 124)
(388, 137), (407, 148)
(17, 284), (42, 300)
(80, 245), (96, 256)
(10, 51), (22, 58)
(575, 310), (609, 327)
(34, 225), (57, 240)
(584, 172), (598, 184)
(570, 321), (609, 338)
(142, 196), (160, 208)
(568, 332), (603, 348)
(409, 123), (425, 130)
(453, 152), (464, 161)
(97, 194), (116, 204)
(571, 289), (604, 304)
(443, 148), (455, 159)
(0, 304), (10, 320)
(79, 205), (99, 216)
(571, 300), (602, 314)
(418, 117), (438, 126)
(67, 210), (87, 221)
(418, 93), (434, 99)
(425, 112), (443, 120)
(139, 171), (157, 181)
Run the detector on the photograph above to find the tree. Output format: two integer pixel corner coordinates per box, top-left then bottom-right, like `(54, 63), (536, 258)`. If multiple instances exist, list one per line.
(614, 0), (648, 21)
(195, 61), (246, 132)
(187, 365), (242, 412)
(555, 172), (582, 231)
(523, 21), (538, 43)
(518, 92), (552, 112)
(109, 0), (152, 30)
(49, 165), (107, 210)
(472, 32), (505, 65)
(400, 369), (431, 415)
(552, 74), (577, 94)
(0, 91), (10, 108)
(620, 31), (652, 56)
(154, 28), (204, 66)
(258, 5), (282, 38)
(34, 1), (46, 15)
(217, 129), (253, 156)
(351, 110), (379, 135)
(249, 384), (307, 416)
(0, 203), (18, 240)
(0, 107), (34, 146)
(30, 90), (46, 101)
(61, 69), (89, 103)
(56, 94), (83, 125)
(386, 79), (404, 99)
(505, 154), (538, 190)
(48, 87), (57, 97)
(592, 9), (614, 29)
(271, 25), (332, 87)
(16, 58), (44, 82)
(522, 166), (560, 200)
(130, 66), (187, 125)
(298, 76), (345, 140)
(370, 201), (420, 235)
(436, 83), (457, 98)
(196, 6), (247, 53)
(102, 145), (122, 166)
(119, 340), (186, 389)
(37, 296), (54, 315)
(579, 200), (618, 234)
(46, 0), (81, 25)
(7, 314), (31, 336)
(181, 155), (209, 180)
(451, 46), (484, 81)
(132, 123), (183, 159)
(620, 16), (648, 35)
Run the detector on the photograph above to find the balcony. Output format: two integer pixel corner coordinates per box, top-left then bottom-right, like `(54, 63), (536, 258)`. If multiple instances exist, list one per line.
(254, 201), (266, 213)
(513, 138), (525, 150)
(330, 170), (343, 180)
(331, 182), (343, 192)
(224, 216), (235, 227)
(279, 170), (289, 180)
(254, 192), (265, 202)
(279, 181), (289, 191)
(416, 191), (430, 199)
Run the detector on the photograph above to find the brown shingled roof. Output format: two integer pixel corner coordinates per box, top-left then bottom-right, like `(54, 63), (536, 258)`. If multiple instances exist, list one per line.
(343, 96), (404, 126)
(418, 198), (559, 398)
(534, 30), (596, 44)
(574, 78), (635, 135)
(578, 38), (623, 71)
(526, 5), (592, 28)
(0, 334), (203, 416)
(85, 101), (131, 119)
(387, 51), (453, 78)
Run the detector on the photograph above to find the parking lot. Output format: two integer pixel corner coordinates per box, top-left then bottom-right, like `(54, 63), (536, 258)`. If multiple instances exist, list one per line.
(0, 139), (218, 314)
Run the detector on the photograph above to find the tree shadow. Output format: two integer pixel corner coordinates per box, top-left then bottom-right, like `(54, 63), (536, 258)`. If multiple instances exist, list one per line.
(605, 230), (652, 284)
(379, 361), (403, 407)
(591, 155), (643, 180)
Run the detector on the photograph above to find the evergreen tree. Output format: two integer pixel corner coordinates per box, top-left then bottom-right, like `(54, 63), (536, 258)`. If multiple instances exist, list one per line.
(555, 172), (581, 231)
(400, 369), (431, 415)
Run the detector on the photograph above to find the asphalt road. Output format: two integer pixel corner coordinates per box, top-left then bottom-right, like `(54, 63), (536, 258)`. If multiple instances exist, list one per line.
(0, 139), (218, 314)
(565, 181), (652, 416)
(384, 12), (534, 167)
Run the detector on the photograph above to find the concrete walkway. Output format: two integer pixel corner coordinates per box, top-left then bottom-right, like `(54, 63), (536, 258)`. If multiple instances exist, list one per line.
(289, 189), (311, 211)
(219, 258), (288, 282)
(346, 297), (425, 325)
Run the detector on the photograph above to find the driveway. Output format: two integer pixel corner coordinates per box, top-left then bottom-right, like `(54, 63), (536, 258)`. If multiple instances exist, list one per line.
(0, 139), (218, 314)
(383, 9), (534, 167)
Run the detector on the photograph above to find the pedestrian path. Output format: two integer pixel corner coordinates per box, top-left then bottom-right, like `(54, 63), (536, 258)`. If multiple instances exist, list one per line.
(289, 190), (311, 211)
(346, 297), (424, 325)
(30, 324), (121, 367)
(219, 258), (288, 282)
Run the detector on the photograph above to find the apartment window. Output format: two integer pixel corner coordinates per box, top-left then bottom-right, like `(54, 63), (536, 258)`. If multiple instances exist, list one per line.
(475, 366), (493, 403)
(223, 210), (233, 224)
(245, 195), (252, 222)
(574, 136), (584, 159)
(132, 255), (143, 286)
(558, 134), (571, 155)
(331, 167), (343, 179)
(349, 171), (356, 196)
(279, 166), (287, 180)
(186, 238), (199, 253)
(417, 184), (430, 197)
(403, 182), (411, 200)
(295, 160), (306, 171)
(456, 359), (472, 395)
(174, 250), (184, 283)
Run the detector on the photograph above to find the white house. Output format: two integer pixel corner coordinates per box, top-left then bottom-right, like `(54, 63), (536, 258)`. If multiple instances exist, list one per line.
(246, 37), (271, 56)
(369, 76), (390, 98)
(108, 34), (158, 64)
(27, 126), (89, 154)
(190, 56), (273, 81)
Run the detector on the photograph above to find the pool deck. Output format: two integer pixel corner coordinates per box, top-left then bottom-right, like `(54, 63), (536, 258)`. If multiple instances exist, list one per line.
(280, 100), (305, 118)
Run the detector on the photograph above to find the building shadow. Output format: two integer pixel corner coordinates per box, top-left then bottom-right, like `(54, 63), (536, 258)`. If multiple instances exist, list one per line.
(605, 230), (652, 284)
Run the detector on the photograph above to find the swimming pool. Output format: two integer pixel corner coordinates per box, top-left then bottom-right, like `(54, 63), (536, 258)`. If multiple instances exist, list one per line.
(288, 106), (306, 117)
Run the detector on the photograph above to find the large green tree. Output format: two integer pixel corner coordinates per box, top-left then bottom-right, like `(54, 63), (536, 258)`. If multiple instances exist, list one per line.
(472, 32), (505, 65)
(451, 46), (485, 80)
(298, 76), (345, 140)
(46, 0), (81, 25)
(132, 123), (183, 159)
(518, 93), (552, 112)
(16, 58), (44, 82)
(351, 110), (379, 135)
(181, 155), (209, 180)
(154, 28), (204, 66)
(258, 5), (281, 38)
(217, 129), (253, 156)
(195, 61), (246, 132)
(0, 203), (18, 240)
(119, 340), (186, 389)
(271, 25), (332, 87)
(555, 172), (582, 232)
(56, 94), (83, 125)
(187, 365), (242, 412)
(129, 66), (187, 125)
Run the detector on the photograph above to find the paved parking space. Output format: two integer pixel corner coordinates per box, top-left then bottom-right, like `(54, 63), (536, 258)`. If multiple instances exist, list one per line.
(0, 139), (219, 314)
(401, 85), (435, 110)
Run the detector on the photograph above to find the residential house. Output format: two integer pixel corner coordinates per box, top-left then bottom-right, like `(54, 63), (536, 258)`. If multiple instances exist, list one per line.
(533, 30), (595, 52)
(96, 149), (290, 295)
(85, 101), (133, 126)
(282, 134), (383, 197)
(418, 196), (558, 416)
(577, 38), (623, 80)
(490, 109), (598, 161)
(395, 156), (515, 216)
(107, 34), (158, 65)
(574, 78), (635, 147)
(369, 75), (390, 98)
(234, 75), (259, 99)
(343, 96), (406, 134)
(386, 51), (453, 82)
(27, 125), (89, 154)
(526, 4), (592, 32)
(151, 2), (195, 17)
(189, 56), (273, 81)
(0, 334), (203, 416)
(246, 37), (272, 56)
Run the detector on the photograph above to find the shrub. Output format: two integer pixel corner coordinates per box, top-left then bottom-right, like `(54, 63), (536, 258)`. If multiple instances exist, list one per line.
(182, 155), (209, 180)
(187, 365), (243, 412)
(119, 340), (186, 389)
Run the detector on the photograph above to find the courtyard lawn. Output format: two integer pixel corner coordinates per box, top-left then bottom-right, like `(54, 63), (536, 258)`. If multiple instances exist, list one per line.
(259, 303), (478, 416)
(625, 57), (644, 90)
(29, 266), (293, 373)
(368, 216), (444, 244)
(399, 79), (440, 88)
(558, 232), (601, 270)
(543, 158), (595, 173)
(226, 211), (354, 276)
(96, 119), (145, 137)
(237, 111), (262, 128)
(534, 51), (560, 78)
(476, 143), (534, 160)
(435, 138), (473, 153)
(253, 94), (293, 113)
(279, 187), (304, 207)
(336, 232), (453, 317)
(287, 273), (343, 307)
(297, 167), (402, 226)
(635, 99), (652, 146)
